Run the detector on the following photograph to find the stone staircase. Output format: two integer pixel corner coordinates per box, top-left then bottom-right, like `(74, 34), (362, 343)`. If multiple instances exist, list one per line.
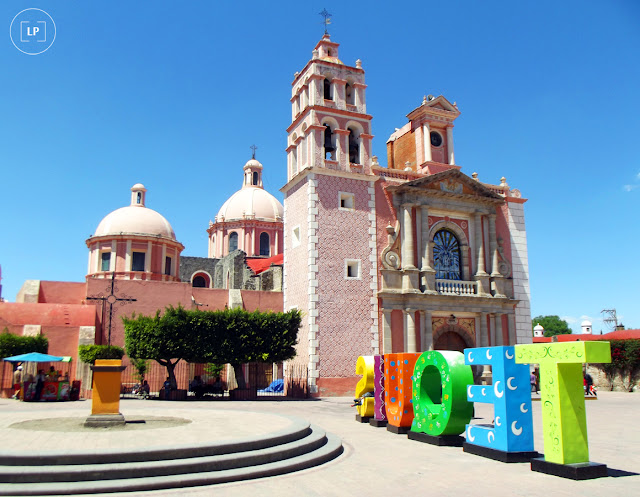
(0, 421), (342, 495)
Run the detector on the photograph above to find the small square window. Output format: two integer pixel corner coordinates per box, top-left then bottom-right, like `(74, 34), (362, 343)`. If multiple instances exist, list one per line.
(339, 192), (355, 211)
(100, 252), (111, 272)
(292, 226), (301, 248)
(345, 259), (361, 280)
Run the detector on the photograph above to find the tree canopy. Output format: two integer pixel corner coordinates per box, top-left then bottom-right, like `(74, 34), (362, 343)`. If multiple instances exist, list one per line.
(78, 345), (125, 364)
(0, 329), (48, 360)
(123, 306), (301, 388)
(531, 315), (572, 337)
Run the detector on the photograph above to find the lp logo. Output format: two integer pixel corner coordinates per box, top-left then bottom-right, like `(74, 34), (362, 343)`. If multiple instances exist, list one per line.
(10, 9), (56, 55)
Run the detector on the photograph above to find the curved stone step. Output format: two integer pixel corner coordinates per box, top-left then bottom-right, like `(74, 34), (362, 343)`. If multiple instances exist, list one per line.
(1, 425), (328, 483)
(0, 430), (343, 496)
(0, 418), (312, 466)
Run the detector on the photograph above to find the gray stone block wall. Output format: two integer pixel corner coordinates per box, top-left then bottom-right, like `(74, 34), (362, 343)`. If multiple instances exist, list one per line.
(180, 252), (282, 292)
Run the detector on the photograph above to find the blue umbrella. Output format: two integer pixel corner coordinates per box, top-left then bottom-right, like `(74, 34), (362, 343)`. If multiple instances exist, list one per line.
(3, 352), (64, 363)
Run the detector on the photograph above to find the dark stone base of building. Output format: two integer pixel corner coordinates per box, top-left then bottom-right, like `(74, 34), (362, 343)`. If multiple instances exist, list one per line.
(386, 424), (410, 435)
(355, 414), (371, 423)
(369, 418), (387, 428)
(408, 431), (464, 446)
(531, 457), (608, 480)
(463, 442), (539, 463)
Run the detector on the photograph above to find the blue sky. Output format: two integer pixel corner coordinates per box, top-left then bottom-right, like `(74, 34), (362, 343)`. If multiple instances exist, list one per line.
(1, 1), (639, 333)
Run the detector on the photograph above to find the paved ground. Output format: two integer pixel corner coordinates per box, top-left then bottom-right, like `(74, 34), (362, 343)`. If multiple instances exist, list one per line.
(0, 392), (638, 496)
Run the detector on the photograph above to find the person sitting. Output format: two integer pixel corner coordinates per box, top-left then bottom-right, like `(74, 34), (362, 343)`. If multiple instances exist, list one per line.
(211, 377), (223, 395)
(47, 366), (58, 380)
(162, 377), (172, 400)
(190, 375), (204, 398)
(140, 380), (150, 399)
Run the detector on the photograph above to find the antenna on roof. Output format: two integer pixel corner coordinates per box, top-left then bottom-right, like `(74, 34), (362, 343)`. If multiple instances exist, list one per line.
(601, 309), (618, 331)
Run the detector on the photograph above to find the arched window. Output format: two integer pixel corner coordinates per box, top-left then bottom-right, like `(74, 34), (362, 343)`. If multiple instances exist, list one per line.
(324, 125), (335, 160)
(252, 171), (258, 185)
(433, 229), (461, 280)
(324, 78), (332, 100)
(192, 275), (206, 288)
(345, 83), (355, 105)
(260, 232), (270, 256)
(348, 127), (360, 164)
(229, 232), (238, 252)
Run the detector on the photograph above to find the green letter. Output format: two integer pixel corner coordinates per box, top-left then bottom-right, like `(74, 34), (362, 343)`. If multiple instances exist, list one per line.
(515, 342), (610, 464)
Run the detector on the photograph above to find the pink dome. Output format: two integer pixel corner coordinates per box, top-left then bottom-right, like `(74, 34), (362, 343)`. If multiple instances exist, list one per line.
(93, 184), (176, 239)
(94, 206), (176, 239)
(217, 187), (283, 222)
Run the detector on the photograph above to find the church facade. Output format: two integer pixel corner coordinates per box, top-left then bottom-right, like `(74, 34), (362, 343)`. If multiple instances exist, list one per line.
(283, 35), (531, 395)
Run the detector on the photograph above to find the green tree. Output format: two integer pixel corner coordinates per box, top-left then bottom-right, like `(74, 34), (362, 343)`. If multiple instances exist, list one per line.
(123, 306), (301, 391)
(0, 329), (48, 359)
(531, 315), (571, 337)
(78, 345), (125, 364)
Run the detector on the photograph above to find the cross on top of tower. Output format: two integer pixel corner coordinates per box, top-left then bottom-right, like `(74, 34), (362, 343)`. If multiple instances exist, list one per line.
(250, 144), (258, 159)
(319, 8), (332, 34)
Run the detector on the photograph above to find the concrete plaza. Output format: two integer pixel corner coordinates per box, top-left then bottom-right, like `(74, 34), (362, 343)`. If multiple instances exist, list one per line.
(0, 391), (637, 496)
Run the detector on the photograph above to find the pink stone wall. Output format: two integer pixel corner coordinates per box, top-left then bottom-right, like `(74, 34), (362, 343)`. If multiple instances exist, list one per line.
(38, 282), (86, 304)
(283, 178), (310, 366)
(315, 174), (374, 377)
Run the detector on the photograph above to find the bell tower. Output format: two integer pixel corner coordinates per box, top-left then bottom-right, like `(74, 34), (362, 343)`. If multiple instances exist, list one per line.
(282, 34), (379, 395)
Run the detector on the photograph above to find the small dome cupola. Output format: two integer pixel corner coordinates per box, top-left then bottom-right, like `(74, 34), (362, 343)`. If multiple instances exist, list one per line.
(243, 149), (263, 188)
(131, 183), (147, 207)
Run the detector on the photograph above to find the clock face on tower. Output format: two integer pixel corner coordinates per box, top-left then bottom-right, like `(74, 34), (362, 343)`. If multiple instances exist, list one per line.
(430, 131), (443, 147)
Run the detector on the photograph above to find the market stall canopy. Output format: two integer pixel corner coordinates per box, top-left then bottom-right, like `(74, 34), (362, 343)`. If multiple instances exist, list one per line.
(3, 352), (64, 363)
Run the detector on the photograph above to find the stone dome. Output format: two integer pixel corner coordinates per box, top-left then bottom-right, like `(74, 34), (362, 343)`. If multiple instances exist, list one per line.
(216, 187), (283, 222)
(93, 184), (176, 240)
(581, 320), (592, 327)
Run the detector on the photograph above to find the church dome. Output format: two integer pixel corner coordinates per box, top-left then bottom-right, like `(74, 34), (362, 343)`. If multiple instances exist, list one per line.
(93, 184), (176, 240)
(216, 187), (283, 222)
(216, 159), (283, 222)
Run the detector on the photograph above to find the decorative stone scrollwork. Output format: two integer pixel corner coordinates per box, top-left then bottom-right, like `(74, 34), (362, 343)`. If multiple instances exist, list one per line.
(381, 222), (402, 269)
(496, 238), (512, 278)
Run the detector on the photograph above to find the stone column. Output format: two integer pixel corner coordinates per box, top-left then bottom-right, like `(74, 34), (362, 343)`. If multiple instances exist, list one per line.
(507, 313), (517, 345)
(402, 204), (416, 269)
(446, 126), (455, 165)
(382, 309), (393, 355)
(474, 211), (490, 295)
(423, 123), (432, 162)
(404, 308), (417, 353)
(420, 205), (436, 294)
(402, 204), (419, 292)
(474, 211), (487, 275)
(489, 214), (506, 298)
(420, 205), (431, 270)
(420, 310), (433, 351)
(495, 313), (504, 346)
(480, 312), (489, 347)
(489, 314), (497, 347)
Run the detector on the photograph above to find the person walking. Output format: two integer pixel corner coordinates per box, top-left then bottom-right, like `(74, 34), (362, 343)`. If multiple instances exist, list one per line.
(584, 371), (596, 397)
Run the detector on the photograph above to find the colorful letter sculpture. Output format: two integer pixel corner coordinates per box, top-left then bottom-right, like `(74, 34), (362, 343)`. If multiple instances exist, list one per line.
(410, 350), (473, 444)
(371, 355), (387, 427)
(464, 346), (536, 462)
(355, 355), (375, 420)
(516, 341), (611, 478)
(384, 353), (419, 433)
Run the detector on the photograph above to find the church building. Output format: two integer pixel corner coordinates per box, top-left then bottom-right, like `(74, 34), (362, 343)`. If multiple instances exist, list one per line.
(283, 34), (531, 395)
